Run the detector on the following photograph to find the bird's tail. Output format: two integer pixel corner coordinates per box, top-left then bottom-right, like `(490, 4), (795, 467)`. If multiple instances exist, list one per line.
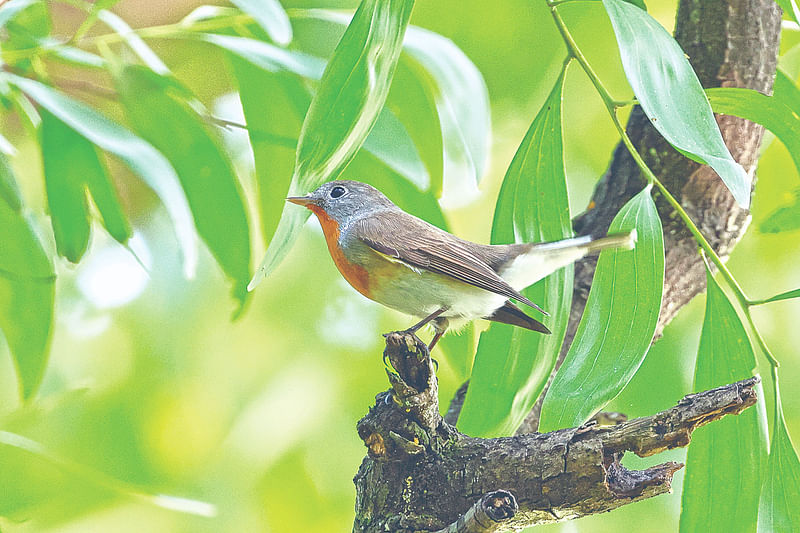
(500, 230), (638, 292)
(583, 230), (638, 253)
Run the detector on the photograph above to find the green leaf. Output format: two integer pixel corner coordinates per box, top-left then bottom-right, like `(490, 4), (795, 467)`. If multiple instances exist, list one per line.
(0, 158), (55, 399)
(200, 33), (325, 78)
(602, 0), (751, 208)
(758, 383), (800, 533)
(230, 0), (292, 46)
(248, 0), (414, 288)
(40, 40), (106, 69)
(458, 68), (572, 438)
(623, 0), (647, 9)
(0, 153), (22, 210)
(776, 0), (800, 26)
(755, 287), (800, 305)
(761, 188), (800, 233)
(397, 25), (490, 202)
(8, 74), (198, 276)
(679, 266), (767, 533)
(364, 107), (429, 191)
(41, 110), (97, 263)
(116, 66), (251, 308)
(231, 58), (305, 252)
(97, 10), (170, 75)
(706, 82), (800, 179)
(181, 6), (239, 26)
(539, 187), (664, 432)
(0, 0), (49, 51)
(306, 10), (489, 200)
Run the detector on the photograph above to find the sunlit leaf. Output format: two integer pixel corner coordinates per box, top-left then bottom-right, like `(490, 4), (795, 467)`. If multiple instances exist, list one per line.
(116, 66), (251, 308)
(97, 10), (170, 75)
(402, 24), (490, 204)
(602, 0), (751, 208)
(758, 382), (800, 532)
(231, 58), (305, 249)
(458, 67), (571, 438)
(201, 33), (325, 78)
(9, 74), (198, 276)
(41, 40), (106, 69)
(761, 188), (800, 233)
(679, 266), (767, 533)
(230, 0), (292, 46)
(248, 0), (414, 289)
(364, 107), (429, 191)
(539, 187), (664, 432)
(706, 83), (800, 178)
(0, 156), (54, 399)
(181, 5), (239, 26)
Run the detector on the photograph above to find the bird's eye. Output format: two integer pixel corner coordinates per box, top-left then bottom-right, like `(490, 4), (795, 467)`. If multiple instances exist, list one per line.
(329, 185), (346, 199)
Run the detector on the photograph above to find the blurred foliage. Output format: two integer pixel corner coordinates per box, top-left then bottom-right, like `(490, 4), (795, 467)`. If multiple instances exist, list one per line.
(0, 1), (799, 532)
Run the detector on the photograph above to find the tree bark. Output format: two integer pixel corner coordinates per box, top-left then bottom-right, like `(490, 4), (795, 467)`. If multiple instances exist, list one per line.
(353, 333), (760, 532)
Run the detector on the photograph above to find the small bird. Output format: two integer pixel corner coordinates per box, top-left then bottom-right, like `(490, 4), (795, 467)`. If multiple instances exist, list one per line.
(288, 180), (636, 351)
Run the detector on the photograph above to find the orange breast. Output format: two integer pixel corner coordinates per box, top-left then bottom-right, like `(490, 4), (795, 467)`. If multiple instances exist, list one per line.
(308, 205), (372, 298)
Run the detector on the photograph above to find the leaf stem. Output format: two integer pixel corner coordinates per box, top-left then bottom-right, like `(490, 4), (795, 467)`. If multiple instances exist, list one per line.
(548, 3), (781, 374)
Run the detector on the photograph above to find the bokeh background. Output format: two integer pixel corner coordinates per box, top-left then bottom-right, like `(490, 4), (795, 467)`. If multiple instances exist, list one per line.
(1, 0), (799, 531)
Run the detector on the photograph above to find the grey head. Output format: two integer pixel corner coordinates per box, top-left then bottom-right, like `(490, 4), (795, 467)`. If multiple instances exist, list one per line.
(286, 180), (397, 224)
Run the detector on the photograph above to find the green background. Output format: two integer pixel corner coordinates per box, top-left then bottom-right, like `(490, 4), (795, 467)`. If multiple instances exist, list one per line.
(1, 0), (798, 531)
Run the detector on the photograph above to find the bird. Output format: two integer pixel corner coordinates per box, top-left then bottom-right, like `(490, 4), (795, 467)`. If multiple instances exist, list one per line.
(288, 180), (636, 352)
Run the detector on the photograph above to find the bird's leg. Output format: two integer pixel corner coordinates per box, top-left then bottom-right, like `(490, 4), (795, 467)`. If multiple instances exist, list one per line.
(428, 317), (449, 352)
(406, 307), (448, 334)
(392, 308), (448, 355)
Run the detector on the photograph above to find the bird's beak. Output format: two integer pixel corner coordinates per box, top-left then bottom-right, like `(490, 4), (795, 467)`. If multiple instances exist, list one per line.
(286, 195), (313, 206)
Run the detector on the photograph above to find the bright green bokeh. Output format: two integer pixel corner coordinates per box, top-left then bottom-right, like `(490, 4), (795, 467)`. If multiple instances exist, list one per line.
(1, 1), (799, 532)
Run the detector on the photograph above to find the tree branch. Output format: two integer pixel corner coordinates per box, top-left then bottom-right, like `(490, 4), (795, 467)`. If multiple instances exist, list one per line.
(353, 333), (760, 532)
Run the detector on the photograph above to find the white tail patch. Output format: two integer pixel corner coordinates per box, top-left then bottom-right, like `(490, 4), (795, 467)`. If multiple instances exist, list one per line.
(499, 231), (637, 291)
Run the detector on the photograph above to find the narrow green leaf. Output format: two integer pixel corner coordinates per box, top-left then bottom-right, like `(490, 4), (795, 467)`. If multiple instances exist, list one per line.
(116, 66), (251, 308)
(181, 6), (239, 26)
(398, 25), (490, 202)
(232, 58), (305, 251)
(458, 68), (572, 438)
(40, 110), (131, 261)
(623, 0), (647, 9)
(755, 287), (800, 305)
(97, 10), (170, 75)
(230, 0), (292, 46)
(761, 188), (800, 233)
(201, 33), (325, 78)
(229, 49), (426, 249)
(679, 266), (767, 533)
(706, 83), (800, 178)
(41, 110), (94, 263)
(41, 41), (107, 69)
(539, 187), (664, 432)
(0, 161), (55, 399)
(248, 0), (414, 288)
(9, 74), (198, 276)
(307, 10), (488, 200)
(364, 107), (429, 191)
(758, 383), (800, 533)
(602, 0), (751, 208)
(776, 0), (800, 26)
(0, 153), (22, 210)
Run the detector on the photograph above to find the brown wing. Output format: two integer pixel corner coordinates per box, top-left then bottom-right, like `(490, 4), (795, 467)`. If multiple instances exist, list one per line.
(354, 211), (547, 314)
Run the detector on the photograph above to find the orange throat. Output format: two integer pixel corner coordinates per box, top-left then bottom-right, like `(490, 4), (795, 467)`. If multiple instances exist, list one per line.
(308, 205), (372, 298)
